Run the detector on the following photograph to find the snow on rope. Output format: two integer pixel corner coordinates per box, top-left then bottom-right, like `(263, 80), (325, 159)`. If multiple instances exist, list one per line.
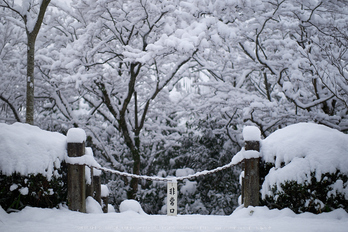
(84, 159), (239, 182)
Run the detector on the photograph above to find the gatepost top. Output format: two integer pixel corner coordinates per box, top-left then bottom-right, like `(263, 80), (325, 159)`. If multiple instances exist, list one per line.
(67, 128), (87, 143)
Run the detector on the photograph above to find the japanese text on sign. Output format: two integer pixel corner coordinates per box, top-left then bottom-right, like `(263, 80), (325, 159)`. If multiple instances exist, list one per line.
(167, 182), (177, 216)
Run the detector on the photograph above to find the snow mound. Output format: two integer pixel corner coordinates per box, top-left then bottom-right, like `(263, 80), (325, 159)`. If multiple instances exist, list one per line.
(231, 206), (295, 218)
(0, 123), (67, 179)
(0, 206), (8, 220)
(108, 204), (115, 213)
(119, 200), (146, 215)
(66, 128), (86, 143)
(231, 206), (348, 220)
(86, 196), (103, 214)
(243, 126), (261, 141)
(261, 123), (348, 197)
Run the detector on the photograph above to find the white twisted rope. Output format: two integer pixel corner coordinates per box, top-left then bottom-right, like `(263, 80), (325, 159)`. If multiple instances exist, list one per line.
(86, 159), (238, 182)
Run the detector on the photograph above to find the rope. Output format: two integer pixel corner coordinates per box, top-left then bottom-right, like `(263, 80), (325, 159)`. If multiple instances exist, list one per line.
(86, 160), (238, 182)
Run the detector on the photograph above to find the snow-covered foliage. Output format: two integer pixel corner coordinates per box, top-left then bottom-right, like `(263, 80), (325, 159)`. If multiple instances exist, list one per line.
(260, 123), (348, 213)
(0, 122), (102, 212)
(0, 123), (66, 179)
(261, 123), (348, 194)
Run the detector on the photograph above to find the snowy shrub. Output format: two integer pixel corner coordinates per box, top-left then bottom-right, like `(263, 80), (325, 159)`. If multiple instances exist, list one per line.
(0, 164), (67, 212)
(0, 123), (68, 212)
(259, 123), (348, 214)
(261, 171), (348, 214)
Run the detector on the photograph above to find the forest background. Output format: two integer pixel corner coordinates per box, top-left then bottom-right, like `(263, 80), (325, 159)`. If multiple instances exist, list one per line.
(1, 0), (347, 214)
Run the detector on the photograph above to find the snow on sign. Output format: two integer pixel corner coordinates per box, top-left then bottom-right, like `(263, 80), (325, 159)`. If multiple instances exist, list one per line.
(167, 181), (177, 216)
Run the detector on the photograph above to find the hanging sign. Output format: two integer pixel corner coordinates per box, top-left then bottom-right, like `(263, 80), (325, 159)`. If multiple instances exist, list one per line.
(167, 181), (177, 216)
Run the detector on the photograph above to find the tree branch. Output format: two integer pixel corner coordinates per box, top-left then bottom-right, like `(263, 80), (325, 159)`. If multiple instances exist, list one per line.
(0, 95), (21, 122)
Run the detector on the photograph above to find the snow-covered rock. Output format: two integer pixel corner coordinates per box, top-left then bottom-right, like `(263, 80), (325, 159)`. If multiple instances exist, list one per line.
(107, 204), (115, 213)
(119, 199), (146, 215)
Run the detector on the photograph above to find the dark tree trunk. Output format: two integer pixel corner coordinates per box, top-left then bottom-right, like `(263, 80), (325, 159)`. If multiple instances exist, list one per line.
(26, 35), (35, 125)
(24, 0), (51, 125)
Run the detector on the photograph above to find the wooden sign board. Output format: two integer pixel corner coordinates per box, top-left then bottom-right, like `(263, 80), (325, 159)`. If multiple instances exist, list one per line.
(167, 182), (177, 216)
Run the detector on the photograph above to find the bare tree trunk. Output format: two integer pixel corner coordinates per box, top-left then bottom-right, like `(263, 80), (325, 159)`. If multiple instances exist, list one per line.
(24, 0), (51, 125)
(26, 35), (35, 125)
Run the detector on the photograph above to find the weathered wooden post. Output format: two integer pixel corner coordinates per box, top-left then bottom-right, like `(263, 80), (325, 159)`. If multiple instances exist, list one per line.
(101, 185), (109, 213)
(93, 174), (102, 205)
(86, 167), (94, 198)
(67, 128), (87, 213)
(242, 126), (261, 207)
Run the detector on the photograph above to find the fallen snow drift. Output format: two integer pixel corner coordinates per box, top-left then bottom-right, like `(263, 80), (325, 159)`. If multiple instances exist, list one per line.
(86, 196), (103, 214)
(0, 123), (67, 179)
(119, 199), (147, 215)
(260, 123), (348, 197)
(0, 205), (347, 232)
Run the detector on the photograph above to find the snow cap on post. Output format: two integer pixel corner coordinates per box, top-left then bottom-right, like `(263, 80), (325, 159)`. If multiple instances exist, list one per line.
(101, 185), (109, 197)
(67, 128), (86, 143)
(243, 126), (261, 141)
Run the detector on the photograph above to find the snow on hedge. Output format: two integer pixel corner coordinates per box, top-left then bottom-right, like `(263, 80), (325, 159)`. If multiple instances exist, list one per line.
(260, 123), (348, 198)
(0, 123), (104, 181)
(0, 123), (67, 180)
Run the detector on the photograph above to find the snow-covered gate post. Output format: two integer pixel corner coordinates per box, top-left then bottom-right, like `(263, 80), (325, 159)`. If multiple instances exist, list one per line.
(242, 126), (261, 207)
(67, 128), (87, 213)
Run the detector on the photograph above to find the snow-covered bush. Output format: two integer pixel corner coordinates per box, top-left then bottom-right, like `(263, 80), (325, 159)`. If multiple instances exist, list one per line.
(260, 123), (348, 214)
(261, 171), (348, 214)
(0, 123), (68, 211)
(0, 167), (67, 211)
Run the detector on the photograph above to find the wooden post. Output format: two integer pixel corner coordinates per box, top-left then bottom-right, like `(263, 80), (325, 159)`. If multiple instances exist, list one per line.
(242, 126), (261, 207)
(93, 175), (102, 205)
(67, 128), (87, 213)
(101, 185), (109, 213)
(86, 167), (94, 198)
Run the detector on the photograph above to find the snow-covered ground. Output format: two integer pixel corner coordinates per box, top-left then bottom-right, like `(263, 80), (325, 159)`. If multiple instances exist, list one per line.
(1, 205), (347, 232)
